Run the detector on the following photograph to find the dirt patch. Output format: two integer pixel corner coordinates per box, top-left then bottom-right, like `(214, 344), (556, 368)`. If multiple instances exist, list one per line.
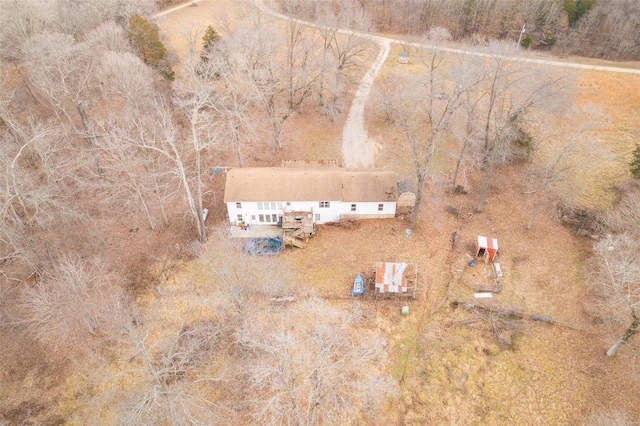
(19, 1), (635, 424)
(0, 328), (67, 425)
(278, 163), (640, 424)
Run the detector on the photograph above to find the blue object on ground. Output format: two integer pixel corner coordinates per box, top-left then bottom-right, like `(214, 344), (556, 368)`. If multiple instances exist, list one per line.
(351, 274), (365, 296)
(243, 237), (283, 255)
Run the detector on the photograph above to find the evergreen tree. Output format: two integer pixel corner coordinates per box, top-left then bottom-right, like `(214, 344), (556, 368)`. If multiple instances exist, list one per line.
(200, 25), (221, 62)
(630, 144), (640, 179)
(563, 0), (595, 27)
(128, 14), (174, 80)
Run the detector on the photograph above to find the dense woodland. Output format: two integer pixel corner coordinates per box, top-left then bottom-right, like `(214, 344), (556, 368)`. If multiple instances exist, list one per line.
(1, 0), (639, 424)
(275, 0), (640, 61)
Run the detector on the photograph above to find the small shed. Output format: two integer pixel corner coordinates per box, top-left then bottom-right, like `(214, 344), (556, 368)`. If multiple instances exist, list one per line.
(398, 52), (409, 64)
(476, 236), (499, 262)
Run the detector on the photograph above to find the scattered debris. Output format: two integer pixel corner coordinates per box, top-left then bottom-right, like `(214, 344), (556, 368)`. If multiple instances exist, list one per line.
(446, 206), (461, 216)
(270, 296), (295, 303)
(453, 185), (468, 194)
(450, 230), (458, 250)
(557, 203), (605, 236)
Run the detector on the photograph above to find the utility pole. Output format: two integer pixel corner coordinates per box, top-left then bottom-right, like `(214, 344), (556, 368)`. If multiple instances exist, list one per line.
(517, 23), (526, 49)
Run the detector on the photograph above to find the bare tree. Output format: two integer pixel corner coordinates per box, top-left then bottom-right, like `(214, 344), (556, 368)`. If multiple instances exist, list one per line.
(103, 92), (210, 242)
(238, 297), (397, 425)
(589, 233), (640, 356)
(18, 254), (131, 359)
(119, 319), (232, 425)
(474, 42), (565, 213)
(448, 55), (486, 193)
(95, 50), (172, 229)
(227, 13), (324, 149)
(526, 104), (609, 229)
(603, 181), (640, 238)
(223, 23), (284, 149)
(375, 45), (467, 223)
(0, 93), (87, 276)
(200, 45), (259, 167)
(314, 2), (373, 119)
(173, 56), (227, 241)
(0, 0), (54, 62)
(52, 0), (156, 38)
(21, 23), (132, 176)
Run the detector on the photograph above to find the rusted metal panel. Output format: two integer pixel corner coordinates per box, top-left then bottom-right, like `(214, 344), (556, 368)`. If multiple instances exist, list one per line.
(375, 262), (408, 293)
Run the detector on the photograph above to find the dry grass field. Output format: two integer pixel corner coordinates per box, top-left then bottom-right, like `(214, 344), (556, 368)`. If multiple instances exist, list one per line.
(35, 1), (637, 424)
(153, 0), (640, 424)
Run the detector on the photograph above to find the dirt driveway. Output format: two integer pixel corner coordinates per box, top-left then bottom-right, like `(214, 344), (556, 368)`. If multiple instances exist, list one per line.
(341, 39), (388, 168)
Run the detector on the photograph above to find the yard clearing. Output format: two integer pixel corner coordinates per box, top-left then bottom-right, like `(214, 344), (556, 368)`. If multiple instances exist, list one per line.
(149, 0), (640, 423)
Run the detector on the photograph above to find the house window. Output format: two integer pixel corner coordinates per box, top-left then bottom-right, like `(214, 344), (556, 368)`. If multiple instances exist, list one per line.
(277, 202), (283, 209)
(272, 214), (277, 222)
(351, 204), (356, 212)
(251, 215), (256, 221)
(315, 214), (320, 221)
(258, 202), (263, 210)
(286, 202), (291, 206)
(270, 202), (276, 210)
(237, 214), (243, 222)
(259, 214), (264, 223)
(378, 204), (384, 211)
(319, 201), (330, 208)
(236, 202), (242, 209)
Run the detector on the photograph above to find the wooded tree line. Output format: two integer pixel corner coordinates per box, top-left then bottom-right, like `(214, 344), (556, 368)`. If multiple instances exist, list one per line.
(372, 39), (596, 223)
(0, 1), (394, 423)
(276, 0), (640, 61)
(1, 0), (638, 422)
(0, 0), (374, 280)
(371, 34), (640, 356)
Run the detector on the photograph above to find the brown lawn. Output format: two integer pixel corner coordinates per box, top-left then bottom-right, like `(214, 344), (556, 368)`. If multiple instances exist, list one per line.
(49, 1), (640, 424)
(158, 0), (640, 423)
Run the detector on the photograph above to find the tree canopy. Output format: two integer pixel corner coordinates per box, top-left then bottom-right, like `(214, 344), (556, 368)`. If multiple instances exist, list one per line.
(200, 24), (221, 62)
(128, 13), (174, 80)
(630, 144), (640, 179)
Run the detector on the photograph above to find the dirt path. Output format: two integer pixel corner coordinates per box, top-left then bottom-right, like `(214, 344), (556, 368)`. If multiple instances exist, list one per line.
(341, 39), (388, 168)
(160, 0), (640, 170)
(155, 0), (201, 18)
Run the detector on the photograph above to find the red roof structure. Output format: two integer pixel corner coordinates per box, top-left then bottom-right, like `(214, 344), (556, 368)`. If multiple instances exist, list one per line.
(476, 236), (499, 262)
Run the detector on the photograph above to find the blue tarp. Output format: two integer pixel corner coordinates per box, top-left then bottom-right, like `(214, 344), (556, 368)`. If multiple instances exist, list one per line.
(243, 237), (283, 256)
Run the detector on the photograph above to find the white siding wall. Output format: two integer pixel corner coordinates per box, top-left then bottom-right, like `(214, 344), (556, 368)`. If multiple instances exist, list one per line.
(227, 200), (396, 225)
(338, 201), (396, 219)
(227, 201), (286, 225)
